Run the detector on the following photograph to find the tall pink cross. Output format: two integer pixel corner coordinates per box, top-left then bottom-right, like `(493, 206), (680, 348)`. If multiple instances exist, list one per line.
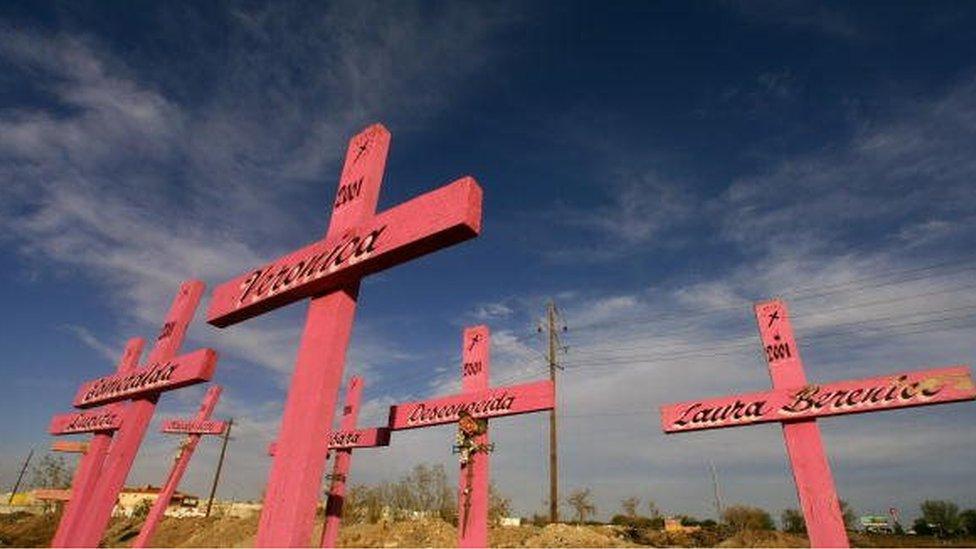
(60, 280), (219, 547)
(132, 385), (227, 548)
(387, 325), (555, 548)
(320, 376), (391, 548)
(206, 123), (482, 546)
(660, 298), (976, 548)
(48, 337), (144, 547)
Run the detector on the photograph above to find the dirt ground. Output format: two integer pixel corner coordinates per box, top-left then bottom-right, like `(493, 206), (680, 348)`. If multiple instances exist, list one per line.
(4, 513), (976, 548)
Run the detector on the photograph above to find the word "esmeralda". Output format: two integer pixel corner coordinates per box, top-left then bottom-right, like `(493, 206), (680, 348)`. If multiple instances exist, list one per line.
(672, 374), (948, 429)
(80, 362), (179, 405)
(407, 393), (516, 426)
(235, 226), (387, 306)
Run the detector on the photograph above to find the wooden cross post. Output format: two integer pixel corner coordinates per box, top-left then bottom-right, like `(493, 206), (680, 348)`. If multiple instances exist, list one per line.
(64, 281), (218, 547)
(48, 338), (144, 547)
(320, 376), (393, 548)
(264, 376), (391, 547)
(206, 123), (482, 546)
(387, 325), (555, 548)
(660, 298), (976, 548)
(132, 385), (227, 548)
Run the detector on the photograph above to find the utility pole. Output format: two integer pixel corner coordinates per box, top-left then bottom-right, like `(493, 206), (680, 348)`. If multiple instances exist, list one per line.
(205, 418), (233, 517)
(541, 301), (565, 523)
(708, 460), (723, 520)
(8, 447), (34, 505)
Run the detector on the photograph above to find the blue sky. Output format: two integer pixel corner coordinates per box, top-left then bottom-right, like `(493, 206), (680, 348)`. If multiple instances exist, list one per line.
(1, 1), (975, 524)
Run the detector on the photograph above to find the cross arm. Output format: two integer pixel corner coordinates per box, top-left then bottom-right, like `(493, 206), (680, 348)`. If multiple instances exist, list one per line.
(161, 419), (227, 435)
(661, 365), (975, 433)
(50, 408), (124, 435)
(328, 427), (391, 449)
(207, 177), (483, 327)
(388, 379), (554, 430)
(72, 348), (218, 408)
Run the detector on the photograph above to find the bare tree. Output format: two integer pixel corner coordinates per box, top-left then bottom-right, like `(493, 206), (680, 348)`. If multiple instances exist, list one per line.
(489, 485), (512, 523)
(621, 496), (640, 518)
(722, 505), (775, 532)
(567, 488), (596, 524)
(646, 498), (660, 519)
(29, 454), (72, 489)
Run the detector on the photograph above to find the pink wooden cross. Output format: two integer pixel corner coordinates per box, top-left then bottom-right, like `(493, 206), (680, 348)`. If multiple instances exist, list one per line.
(320, 376), (392, 548)
(132, 385), (227, 548)
(206, 123), (482, 546)
(48, 337), (144, 547)
(388, 325), (555, 548)
(660, 299), (976, 548)
(61, 281), (219, 547)
(263, 376), (391, 547)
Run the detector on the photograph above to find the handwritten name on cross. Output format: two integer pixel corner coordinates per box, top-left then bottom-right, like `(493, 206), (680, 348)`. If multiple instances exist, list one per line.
(48, 337), (144, 547)
(66, 281), (218, 548)
(206, 123), (482, 547)
(660, 299), (976, 548)
(387, 326), (555, 548)
(132, 385), (225, 548)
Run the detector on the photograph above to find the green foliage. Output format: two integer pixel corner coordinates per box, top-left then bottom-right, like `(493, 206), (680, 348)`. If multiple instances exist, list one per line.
(920, 499), (960, 536)
(678, 515), (701, 527)
(721, 505), (775, 532)
(781, 508), (805, 533)
(133, 498), (152, 519)
(913, 518), (934, 536)
(610, 514), (661, 529)
(566, 488), (596, 524)
(960, 509), (976, 536)
(839, 500), (857, 530)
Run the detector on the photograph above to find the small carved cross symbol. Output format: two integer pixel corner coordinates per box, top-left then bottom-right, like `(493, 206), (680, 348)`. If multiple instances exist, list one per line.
(468, 333), (483, 351)
(767, 310), (780, 327)
(353, 140), (369, 164)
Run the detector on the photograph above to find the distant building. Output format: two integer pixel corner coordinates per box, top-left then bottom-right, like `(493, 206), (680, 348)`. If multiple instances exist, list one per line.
(859, 515), (895, 534)
(113, 485), (201, 517)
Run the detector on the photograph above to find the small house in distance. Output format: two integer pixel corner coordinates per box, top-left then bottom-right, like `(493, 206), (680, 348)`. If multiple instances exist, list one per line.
(113, 485), (201, 518)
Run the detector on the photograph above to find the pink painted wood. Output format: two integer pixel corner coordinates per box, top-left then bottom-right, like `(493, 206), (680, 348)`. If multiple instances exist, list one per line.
(73, 347), (217, 408)
(459, 325), (490, 548)
(51, 441), (89, 454)
(51, 337), (144, 547)
(49, 409), (123, 435)
(386, 326), (555, 548)
(328, 427), (391, 449)
(34, 489), (73, 501)
(205, 124), (482, 547)
(321, 376), (363, 548)
(660, 299), (976, 548)
(161, 418), (227, 435)
(68, 281), (215, 547)
(267, 427), (391, 457)
(388, 379), (555, 430)
(132, 385), (223, 548)
(661, 365), (975, 431)
(755, 299), (848, 548)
